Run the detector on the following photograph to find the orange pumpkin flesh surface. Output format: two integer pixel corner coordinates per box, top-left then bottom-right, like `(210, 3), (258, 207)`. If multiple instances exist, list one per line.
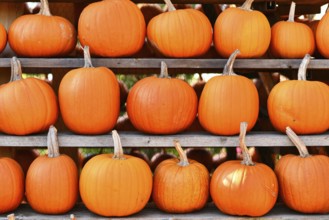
(8, 0), (76, 57)
(268, 54), (329, 134)
(80, 130), (153, 217)
(59, 46), (120, 134)
(275, 127), (329, 213)
(0, 157), (24, 214)
(78, 0), (145, 57)
(210, 122), (278, 217)
(198, 50), (259, 135)
(316, 8), (329, 58)
(26, 126), (79, 214)
(152, 141), (209, 213)
(214, 0), (271, 58)
(126, 61), (198, 134)
(0, 23), (6, 54)
(0, 57), (58, 135)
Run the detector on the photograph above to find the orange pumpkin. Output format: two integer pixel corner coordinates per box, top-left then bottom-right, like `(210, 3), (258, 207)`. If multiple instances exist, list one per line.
(59, 46), (120, 134)
(268, 54), (329, 134)
(214, 0), (271, 58)
(270, 2), (315, 58)
(147, 0), (212, 58)
(316, 7), (329, 58)
(210, 122), (278, 217)
(8, 0), (76, 57)
(0, 57), (58, 135)
(152, 140), (209, 213)
(0, 23), (6, 54)
(275, 127), (329, 213)
(26, 126), (79, 214)
(78, 0), (145, 57)
(80, 130), (153, 217)
(198, 50), (259, 135)
(126, 62), (198, 134)
(0, 157), (24, 214)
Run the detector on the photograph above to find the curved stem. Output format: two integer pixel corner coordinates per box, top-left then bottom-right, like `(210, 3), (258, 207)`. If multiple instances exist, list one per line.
(198, 73), (204, 81)
(159, 61), (169, 78)
(38, 0), (52, 16)
(297, 54), (311, 81)
(83, 46), (93, 68)
(286, 127), (310, 158)
(164, 0), (176, 11)
(174, 140), (189, 167)
(10, 57), (22, 82)
(47, 125), (60, 158)
(287, 2), (296, 22)
(223, 49), (240, 75)
(239, 122), (254, 166)
(240, 0), (254, 10)
(112, 130), (125, 160)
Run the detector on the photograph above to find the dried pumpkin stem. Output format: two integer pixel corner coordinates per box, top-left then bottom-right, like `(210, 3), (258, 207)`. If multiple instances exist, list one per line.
(47, 125), (60, 158)
(83, 46), (93, 68)
(112, 130), (125, 160)
(174, 140), (189, 166)
(10, 57), (22, 82)
(241, 0), (254, 10)
(239, 122), (254, 166)
(223, 49), (240, 76)
(286, 127), (310, 158)
(297, 54), (311, 81)
(287, 2), (296, 22)
(163, 0), (176, 11)
(39, 0), (52, 16)
(159, 61), (169, 78)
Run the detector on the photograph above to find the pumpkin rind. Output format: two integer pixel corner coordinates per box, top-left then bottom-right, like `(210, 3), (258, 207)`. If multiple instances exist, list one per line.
(316, 10), (329, 58)
(0, 23), (6, 54)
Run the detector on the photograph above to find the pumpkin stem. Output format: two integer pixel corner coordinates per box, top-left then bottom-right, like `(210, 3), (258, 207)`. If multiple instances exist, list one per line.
(286, 127), (310, 158)
(174, 140), (189, 167)
(83, 46), (93, 68)
(159, 61), (170, 78)
(112, 130), (125, 160)
(240, 0), (254, 10)
(39, 0), (52, 16)
(297, 54), (311, 81)
(239, 122), (255, 166)
(223, 49), (240, 76)
(47, 125), (60, 158)
(163, 0), (176, 11)
(10, 57), (23, 82)
(287, 2), (296, 22)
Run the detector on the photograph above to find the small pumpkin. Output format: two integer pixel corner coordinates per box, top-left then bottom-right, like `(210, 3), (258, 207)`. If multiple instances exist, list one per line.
(152, 140), (209, 213)
(0, 23), (6, 54)
(316, 6), (329, 58)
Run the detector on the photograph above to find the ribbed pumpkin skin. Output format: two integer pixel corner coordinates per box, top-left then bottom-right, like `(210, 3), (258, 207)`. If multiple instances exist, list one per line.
(316, 12), (329, 58)
(26, 155), (79, 214)
(8, 15), (76, 57)
(275, 154), (329, 213)
(210, 161), (278, 217)
(268, 80), (329, 134)
(270, 21), (315, 58)
(0, 158), (24, 214)
(152, 158), (209, 213)
(59, 67), (120, 134)
(0, 78), (58, 135)
(78, 0), (145, 57)
(80, 154), (153, 217)
(147, 9), (213, 58)
(126, 77), (198, 134)
(0, 23), (6, 54)
(198, 75), (259, 135)
(214, 7), (271, 58)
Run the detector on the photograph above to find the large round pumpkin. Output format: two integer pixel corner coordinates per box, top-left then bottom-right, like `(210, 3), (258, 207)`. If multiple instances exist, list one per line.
(0, 157), (24, 214)
(80, 130), (153, 217)
(316, 8), (329, 58)
(214, 0), (271, 58)
(275, 127), (329, 213)
(0, 23), (6, 54)
(198, 50), (259, 135)
(26, 126), (79, 214)
(8, 0), (76, 57)
(147, 0), (212, 58)
(268, 54), (329, 134)
(126, 62), (198, 134)
(78, 0), (145, 57)
(210, 122), (278, 217)
(0, 57), (58, 135)
(59, 46), (120, 134)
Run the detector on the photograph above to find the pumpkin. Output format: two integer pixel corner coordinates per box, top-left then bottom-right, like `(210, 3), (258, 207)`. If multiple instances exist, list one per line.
(270, 2), (315, 58)
(0, 23), (6, 54)
(0, 57), (58, 135)
(8, 0), (76, 57)
(147, 0), (212, 58)
(150, 148), (176, 172)
(26, 126), (79, 214)
(126, 61), (198, 134)
(59, 46), (120, 134)
(214, 0), (271, 58)
(316, 7), (329, 58)
(210, 122), (278, 217)
(198, 50), (259, 135)
(152, 140), (209, 213)
(275, 127), (329, 213)
(80, 130), (153, 217)
(0, 157), (24, 214)
(78, 0), (145, 57)
(268, 54), (329, 134)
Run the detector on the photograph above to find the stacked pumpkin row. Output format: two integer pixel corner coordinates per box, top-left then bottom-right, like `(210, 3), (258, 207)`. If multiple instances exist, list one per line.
(1, 0), (329, 59)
